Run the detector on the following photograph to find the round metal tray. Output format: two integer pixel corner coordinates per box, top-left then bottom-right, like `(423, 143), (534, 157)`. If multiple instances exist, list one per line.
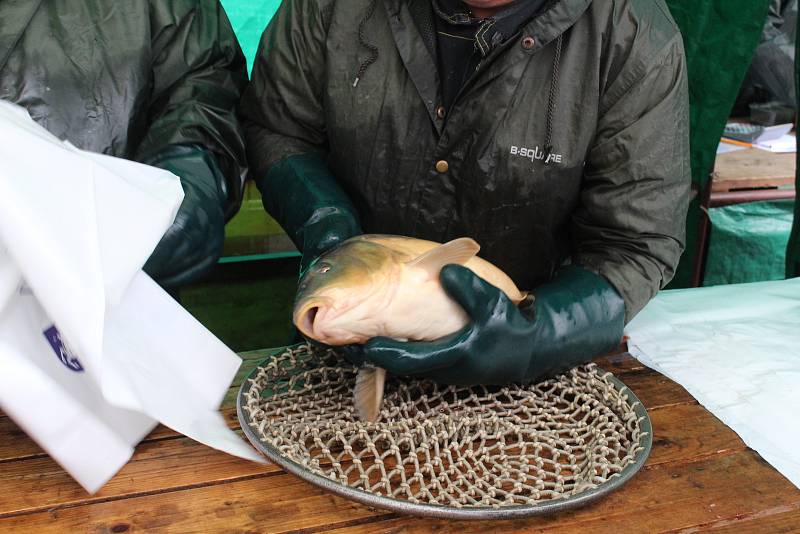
(237, 345), (652, 520)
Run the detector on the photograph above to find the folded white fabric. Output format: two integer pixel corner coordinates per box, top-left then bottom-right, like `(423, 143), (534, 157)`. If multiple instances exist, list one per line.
(0, 101), (262, 493)
(626, 278), (800, 489)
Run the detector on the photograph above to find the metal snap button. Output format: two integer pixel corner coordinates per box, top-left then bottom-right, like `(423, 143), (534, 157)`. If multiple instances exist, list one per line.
(435, 160), (449, 173)
(521, 36), (535, 49)
(436, 106), (446, 119)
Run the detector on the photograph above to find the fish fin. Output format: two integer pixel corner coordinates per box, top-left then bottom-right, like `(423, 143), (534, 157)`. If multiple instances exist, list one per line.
(354, 367), (387, 422)
(408, 238), (480, 277)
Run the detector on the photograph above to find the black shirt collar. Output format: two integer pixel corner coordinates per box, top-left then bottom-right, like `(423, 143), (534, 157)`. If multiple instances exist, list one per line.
(432, 0), (550, 56)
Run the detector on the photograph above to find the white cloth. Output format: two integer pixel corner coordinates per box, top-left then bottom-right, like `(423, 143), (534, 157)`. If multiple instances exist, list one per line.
(625, 278), (800, 488)
(0, 101), (262, 494)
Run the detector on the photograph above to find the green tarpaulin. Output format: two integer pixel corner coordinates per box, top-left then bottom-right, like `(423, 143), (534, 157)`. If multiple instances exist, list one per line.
(665, 0), (772, 287)
(221, 0), (281, 73)
(704, 200), (795, 286)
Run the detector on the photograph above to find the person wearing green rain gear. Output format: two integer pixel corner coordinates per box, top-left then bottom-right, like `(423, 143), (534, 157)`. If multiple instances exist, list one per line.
(734, 0), (797, 116)
(0, 1), (248, 287)
(241, 0), (691, 385)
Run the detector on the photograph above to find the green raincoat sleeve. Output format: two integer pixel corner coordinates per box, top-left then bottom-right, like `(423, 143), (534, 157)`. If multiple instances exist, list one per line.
(241, 0), (331, 179)
(136, 0), (249, 219)
(573, 32), (691, 320)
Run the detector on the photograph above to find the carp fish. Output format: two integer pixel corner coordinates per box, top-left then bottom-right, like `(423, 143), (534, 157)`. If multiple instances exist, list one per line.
(292, 235), (526, 422)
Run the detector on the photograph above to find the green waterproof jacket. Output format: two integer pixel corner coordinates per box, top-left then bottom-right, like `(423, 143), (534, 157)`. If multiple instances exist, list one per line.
(242, 0), (691, 320)
(0, 0), (248, 220)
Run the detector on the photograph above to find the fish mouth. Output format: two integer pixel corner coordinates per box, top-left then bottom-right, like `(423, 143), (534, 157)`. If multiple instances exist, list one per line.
(293, 298), (367, 346)
(293, 298), (331, 342)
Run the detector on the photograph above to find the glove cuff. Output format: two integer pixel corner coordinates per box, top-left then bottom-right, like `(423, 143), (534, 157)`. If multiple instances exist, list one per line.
(144, 144), (228, 207)
(257, 153), (362, 252)
(526, 265), (626, 377)
(142, 145), (227, 287)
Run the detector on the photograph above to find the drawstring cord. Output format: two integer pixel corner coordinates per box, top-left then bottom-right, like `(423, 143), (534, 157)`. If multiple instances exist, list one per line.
(353, 0), (379, 87)
(544, 33), (564, 163)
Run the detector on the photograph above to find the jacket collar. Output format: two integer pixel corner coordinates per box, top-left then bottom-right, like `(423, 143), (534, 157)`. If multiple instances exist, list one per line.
(466, 0), (591, 96)
(518, 0), (592, 52)
(0, 0), (43, 71)
(432, 0), (550, 57)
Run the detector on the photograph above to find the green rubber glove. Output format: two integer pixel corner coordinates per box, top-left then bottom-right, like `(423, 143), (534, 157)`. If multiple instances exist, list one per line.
(143, 145), (228, 287)
(257, 153), (362, 274)
(344, 264), (626, 385)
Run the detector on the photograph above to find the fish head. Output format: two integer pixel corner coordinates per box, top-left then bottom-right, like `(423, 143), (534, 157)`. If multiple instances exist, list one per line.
(293, 239), (399, 345)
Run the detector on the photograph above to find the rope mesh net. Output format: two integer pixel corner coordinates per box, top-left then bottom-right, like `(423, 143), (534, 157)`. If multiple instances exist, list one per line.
(242, 344), (648, 509)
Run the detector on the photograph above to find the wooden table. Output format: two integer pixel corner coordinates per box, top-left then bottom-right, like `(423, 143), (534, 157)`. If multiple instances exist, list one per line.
(710, 148), (796, 206)
(1, 350), (799, 533)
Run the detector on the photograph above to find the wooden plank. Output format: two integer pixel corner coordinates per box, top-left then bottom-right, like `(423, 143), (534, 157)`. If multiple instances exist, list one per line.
(709, 188), (795, 208)
(323, 452), (800, 534)
(647, 403), (745, 467)
(0, 436), (276, 518)
(0, 471), (387, 533)
(0, 417), (43, 463)
(593, 352), (646, 374)
(712, 149), (796, 192)
(618, 368), (696, 409)
(0, 401), (742, 519)
(694, 505), (800, 533)
(2, 450), (797, 533)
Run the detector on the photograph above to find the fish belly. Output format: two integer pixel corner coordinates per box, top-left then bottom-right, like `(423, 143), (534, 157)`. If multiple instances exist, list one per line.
(380, 266), (470, 342)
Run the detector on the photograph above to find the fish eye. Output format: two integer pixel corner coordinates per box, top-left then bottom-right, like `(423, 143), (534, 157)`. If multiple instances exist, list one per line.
(317, 263), (331, 274)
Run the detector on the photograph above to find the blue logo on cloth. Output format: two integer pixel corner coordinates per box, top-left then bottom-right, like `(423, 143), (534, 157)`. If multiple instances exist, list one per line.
(43, 326), (84, 372)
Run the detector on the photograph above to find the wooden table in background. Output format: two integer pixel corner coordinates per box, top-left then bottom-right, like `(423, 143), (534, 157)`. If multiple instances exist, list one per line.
(710, 148), (796, 205)
(1, 350), (799, 533)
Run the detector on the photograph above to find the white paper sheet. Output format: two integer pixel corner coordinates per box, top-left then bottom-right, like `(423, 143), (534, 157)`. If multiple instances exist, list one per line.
(625, 278), (800, 488)
(0, 101), (181, 372)
(755, 134), (797, 153)
(0, 289), (158, 492)
(0, 100), (262, 493)
(101, 272), (263, 463)
(754, 124), (796, 153)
